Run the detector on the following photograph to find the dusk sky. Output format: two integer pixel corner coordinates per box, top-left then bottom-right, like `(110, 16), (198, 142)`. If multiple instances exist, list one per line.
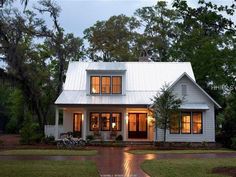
(13, 0), (235, 38)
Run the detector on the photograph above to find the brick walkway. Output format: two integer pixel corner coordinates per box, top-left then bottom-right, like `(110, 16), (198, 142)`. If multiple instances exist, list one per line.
(1, 147), (236, 177)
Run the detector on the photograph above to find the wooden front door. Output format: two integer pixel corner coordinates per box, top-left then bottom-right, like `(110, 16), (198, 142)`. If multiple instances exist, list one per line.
(73, 113), (82, 138)
(128, 113), (147, 139)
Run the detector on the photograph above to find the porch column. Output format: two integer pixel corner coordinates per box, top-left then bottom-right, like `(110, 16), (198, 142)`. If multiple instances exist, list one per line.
(54, 106), (59, 140)
(123, 110), (127, 141)
(82, 111), (87, 140)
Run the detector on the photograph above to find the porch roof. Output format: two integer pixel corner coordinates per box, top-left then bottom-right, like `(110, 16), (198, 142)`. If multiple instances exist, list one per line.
(55, 90), (156, 105)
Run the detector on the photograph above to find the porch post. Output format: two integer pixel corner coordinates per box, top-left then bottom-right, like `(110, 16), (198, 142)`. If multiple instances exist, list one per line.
(82, 111), (87, 140)
(55, 106), (59, 140)
(123, 110), (127, 141)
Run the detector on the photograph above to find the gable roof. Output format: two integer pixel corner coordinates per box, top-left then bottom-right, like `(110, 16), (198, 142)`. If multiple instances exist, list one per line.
(55, 62), (195, 106)
(168, 72), (221, 109)
(63, 62), (195, 91)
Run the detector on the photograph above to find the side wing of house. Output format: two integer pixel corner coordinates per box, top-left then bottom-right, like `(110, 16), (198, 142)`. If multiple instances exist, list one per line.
(156, 73), (220, 142)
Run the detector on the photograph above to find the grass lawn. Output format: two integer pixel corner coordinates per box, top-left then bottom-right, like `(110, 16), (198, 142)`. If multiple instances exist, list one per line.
(0, 149), (97, 156)
(0, 160), (99, 177)
(129, 149), (235, 155)
(141, 158), (236, 177)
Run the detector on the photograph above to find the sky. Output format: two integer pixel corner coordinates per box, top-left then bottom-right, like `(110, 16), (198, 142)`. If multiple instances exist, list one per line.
(13, 0), (235, 38)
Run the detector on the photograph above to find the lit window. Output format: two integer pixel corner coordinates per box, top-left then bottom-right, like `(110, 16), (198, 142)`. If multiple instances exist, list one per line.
(192, 112), (202, 134)
(101, 76), (111, 94)
(90, 113), (100, 131)
(111, 113), (121, 131)
(112, 76), (122, 94)
(73, 113), (81, 132)
(170, 113), (180, 134)
(91, 76), (100, 94)
(181, 112), (191, 134)
(101, 113), (110, 131)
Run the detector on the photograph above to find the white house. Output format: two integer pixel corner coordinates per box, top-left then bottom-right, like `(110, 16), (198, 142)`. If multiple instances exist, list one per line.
(48, 62), (221, 143)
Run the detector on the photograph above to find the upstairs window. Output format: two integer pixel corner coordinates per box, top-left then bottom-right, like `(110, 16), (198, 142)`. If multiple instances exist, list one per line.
(90, 76), (122, 94)
(181, 84), (187, 96)
(112, 76), (122, 94)
(101, 76), (111, 94)
(91, 76), (100, 94)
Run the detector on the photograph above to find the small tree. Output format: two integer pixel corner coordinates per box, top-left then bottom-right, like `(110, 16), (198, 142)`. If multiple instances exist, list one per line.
(151, 84), (182, 145)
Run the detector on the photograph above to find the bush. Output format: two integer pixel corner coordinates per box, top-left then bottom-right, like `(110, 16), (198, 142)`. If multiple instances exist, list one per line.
(0, 139), (4, 146)
(86, 135), (94, 141)
(19, 113), (42, 145)
(42, 136), (55, 145)
(115, 135), (123, 141)
(231, 137), (236, 150)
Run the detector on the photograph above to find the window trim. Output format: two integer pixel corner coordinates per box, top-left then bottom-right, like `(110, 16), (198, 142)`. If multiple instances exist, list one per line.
(112, 76), (122, 94)
(89, 112), (122, 131)
(181, 112), (191, 134)
(90, 76), (101, 94)
(192, 112), (203, 134)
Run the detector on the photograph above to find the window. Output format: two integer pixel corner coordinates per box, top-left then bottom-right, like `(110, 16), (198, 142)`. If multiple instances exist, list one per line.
(181, 112), (191, 134)
(101, 113), (110, 131)
(90, 113), (100, 131)
(112, 76), (122, 94)
(192, 112), (202, 134)
(73, 113), (82, 132)
(90, 112), (122, 131)
(170, 113), (180, 134)
(90, 76), (122, 94)
(181, 84), (187, 96)
(101, 76), (111, 94)
(91, 76), (100, 94)
(111, 113), (121, 131)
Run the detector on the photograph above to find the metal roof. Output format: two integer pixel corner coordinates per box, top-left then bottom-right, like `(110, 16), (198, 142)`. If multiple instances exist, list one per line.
(180, 103), (209, 110)
(55, 90), (156, 105)
(63, 62), (195, 91)
(56, 62), (195, 105)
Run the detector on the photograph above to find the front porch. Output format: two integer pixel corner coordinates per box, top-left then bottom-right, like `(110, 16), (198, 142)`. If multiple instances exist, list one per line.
(52, 106), (155, 142)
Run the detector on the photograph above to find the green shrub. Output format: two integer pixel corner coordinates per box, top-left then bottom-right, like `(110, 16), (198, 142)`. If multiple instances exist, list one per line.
(19, 113), (42, 145)
(231, 137), (236, 150)
(115, 135), (123, 141)
(86, 135), (94, 141)
(0, 139), (4, 145)
(42, 136), (55, 144)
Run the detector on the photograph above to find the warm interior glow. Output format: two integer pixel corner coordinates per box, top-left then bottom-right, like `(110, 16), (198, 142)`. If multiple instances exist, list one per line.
(181, 113), (191, 133)
(112, 122), (116, 129)
(193, 112), (202, 134)
(91, 76), (100, 94)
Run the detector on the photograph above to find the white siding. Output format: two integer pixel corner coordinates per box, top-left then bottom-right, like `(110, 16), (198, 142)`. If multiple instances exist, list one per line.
(156, 75), (215, 142)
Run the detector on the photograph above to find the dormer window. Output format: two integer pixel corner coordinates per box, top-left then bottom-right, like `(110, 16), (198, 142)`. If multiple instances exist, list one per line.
(101, 76), (111, 94)
(112, 76), (122, 94)
(90, 76), (122, 95)
(91, 76), (100, 94)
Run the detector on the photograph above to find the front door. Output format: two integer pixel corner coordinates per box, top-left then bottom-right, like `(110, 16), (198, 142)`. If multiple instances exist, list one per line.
(73, 113), (82, 138)
(128, 113), (147, 139)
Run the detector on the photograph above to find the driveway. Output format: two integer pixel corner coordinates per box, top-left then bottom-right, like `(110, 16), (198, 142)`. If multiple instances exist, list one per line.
(1, 147), (236, 177)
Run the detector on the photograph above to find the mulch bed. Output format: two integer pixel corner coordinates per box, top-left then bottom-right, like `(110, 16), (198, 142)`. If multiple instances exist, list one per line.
(212, 167), (236, 177)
